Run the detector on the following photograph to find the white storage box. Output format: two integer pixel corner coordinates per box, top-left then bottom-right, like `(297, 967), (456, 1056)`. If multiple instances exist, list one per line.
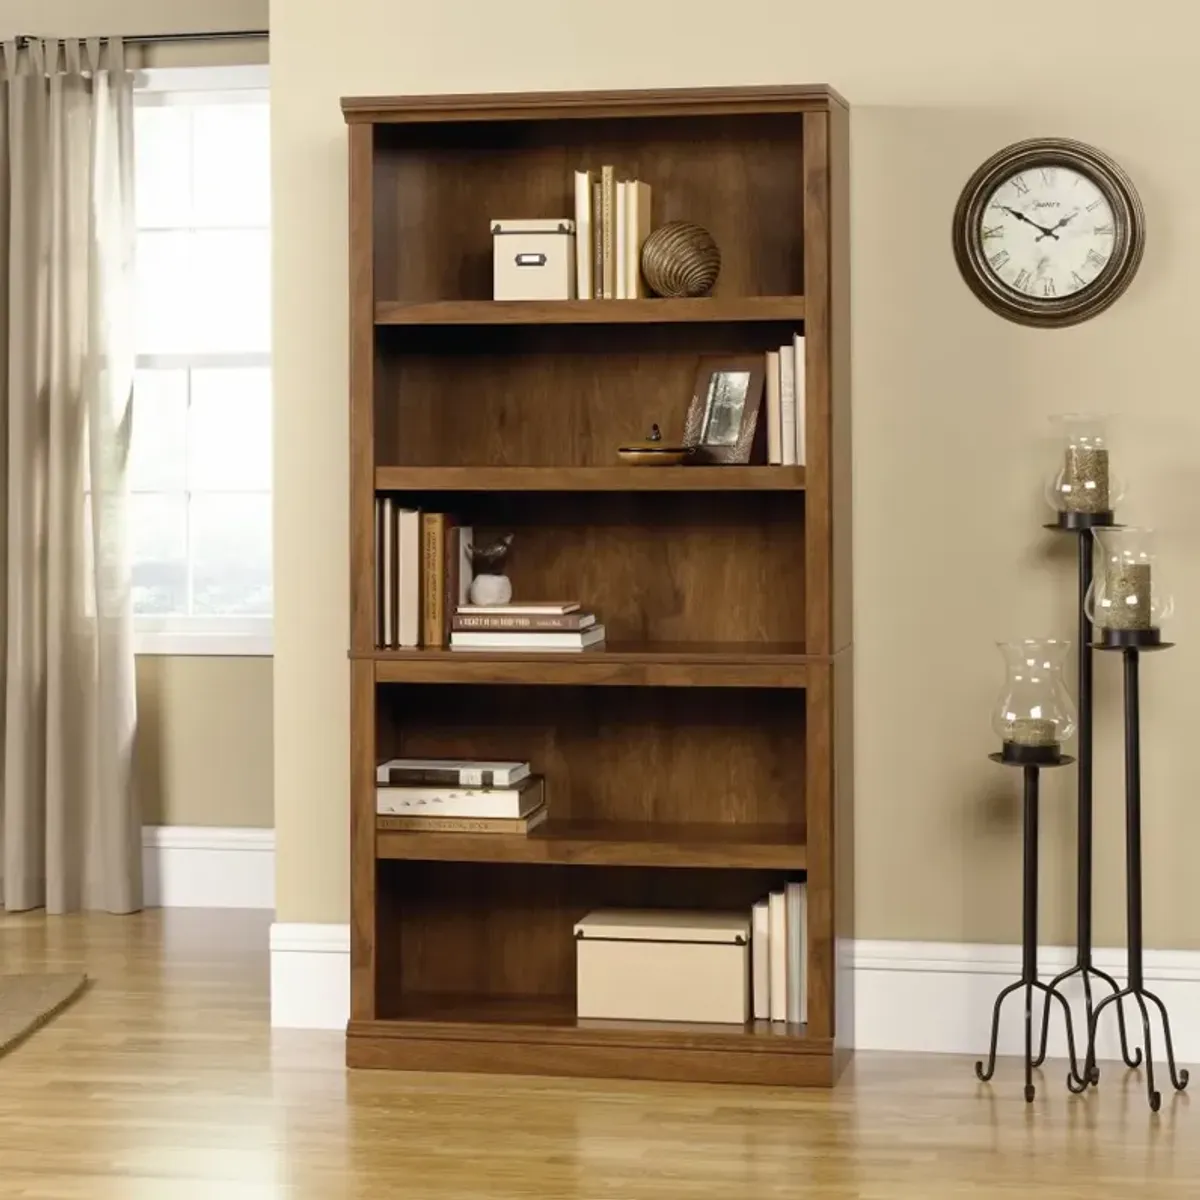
(492, 218), (576, 301)
(574, 909), (750, 1025)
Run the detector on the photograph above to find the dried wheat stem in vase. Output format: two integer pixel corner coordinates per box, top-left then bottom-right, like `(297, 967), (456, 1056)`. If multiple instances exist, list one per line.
(1062, 446), (1110, 513)
(1007, 717), (1058, 747)
(1104, 563), (1153, 629)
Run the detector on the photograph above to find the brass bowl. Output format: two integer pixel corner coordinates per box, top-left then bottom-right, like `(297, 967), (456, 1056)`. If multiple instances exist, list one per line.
(617, 445), (694, 466)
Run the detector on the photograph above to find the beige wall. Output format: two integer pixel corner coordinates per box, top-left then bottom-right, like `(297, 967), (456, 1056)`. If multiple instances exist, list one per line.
(2, 0), (265, 37)
(136, 657), (274, 826)
(271, 0), (1200, 946)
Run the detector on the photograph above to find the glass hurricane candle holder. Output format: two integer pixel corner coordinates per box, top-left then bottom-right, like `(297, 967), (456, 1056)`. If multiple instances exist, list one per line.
(992, 639), (1077, 764)
(1085, 526), (1173, 646)
(1044, 414), (1123, 524)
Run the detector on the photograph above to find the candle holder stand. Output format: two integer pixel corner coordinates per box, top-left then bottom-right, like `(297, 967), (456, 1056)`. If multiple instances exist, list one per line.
(976, 747), (1085, 1102)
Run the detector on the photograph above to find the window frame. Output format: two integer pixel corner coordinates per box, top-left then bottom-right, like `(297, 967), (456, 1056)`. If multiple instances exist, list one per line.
(131, 66), (272, 658)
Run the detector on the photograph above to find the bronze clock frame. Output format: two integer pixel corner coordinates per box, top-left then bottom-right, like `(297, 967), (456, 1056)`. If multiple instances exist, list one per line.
(952, 138), (1145, 328)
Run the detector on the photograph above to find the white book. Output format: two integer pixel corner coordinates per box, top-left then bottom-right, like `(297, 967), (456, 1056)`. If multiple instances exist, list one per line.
(627, 181), (651, 298)
(765, 350), (782, 465)
(397, 508), (421, 647)
(768, 890), (787, 1023)
(751, 899), (771, 1021)
(793, 333), (806, 466)
(377, 778), (543, 819)
(374, 498), (383, 646)
(573, 169), (593, 300)
(615, 181), (628, 300)
(459, 602), (580, 616)
(779, 344), (797, 467)
(451, 626), (606, 652)
(381, 496), (395, 647)
(375, 758), (530, 787)
(785, 880), (805, 1025)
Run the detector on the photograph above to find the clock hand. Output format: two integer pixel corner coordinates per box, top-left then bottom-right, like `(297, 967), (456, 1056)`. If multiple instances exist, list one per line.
(1036, 210), (1080, 241)
(1000, 205), (1059, 239)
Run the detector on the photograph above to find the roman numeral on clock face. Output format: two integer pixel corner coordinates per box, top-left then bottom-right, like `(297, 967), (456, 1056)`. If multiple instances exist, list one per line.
(988, 249), (1010, 271)
(1011, 175), (1030, 196)
(1086, 198), (1104, 212)
(1086, 249), (1108, 270)
(1095, 223), (1115, 236)
(1042, 279), (1056, 297)
(982, 225), (1005, 240)
(1013, 268), (1032, 292)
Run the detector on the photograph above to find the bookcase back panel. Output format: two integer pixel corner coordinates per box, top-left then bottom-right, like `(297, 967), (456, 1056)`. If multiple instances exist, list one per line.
(378, 860), (789, 1008)
(377, 683), (806, 829)
(375, 323), (799, 468)
(372, 114), (804, 303)
(379, 491), (805, 644)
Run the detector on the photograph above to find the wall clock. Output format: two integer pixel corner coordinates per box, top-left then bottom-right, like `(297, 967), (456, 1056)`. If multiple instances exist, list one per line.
(952, 138), (1145, 328)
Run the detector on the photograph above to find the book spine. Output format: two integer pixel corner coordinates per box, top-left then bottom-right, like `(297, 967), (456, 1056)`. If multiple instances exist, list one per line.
(378, 808), (547, 834)
(785, 881), (803, 1025)
(793, 333), (807, 467)
(397, 509), (421, 647)
(421, 512), (445, 647)
(573, 170), (592, 300)
(378, 778), (543, 819)
(452, 614), (590, 631)
(768, 890), (787, 1023)
(443, 525), (465, 648)
(601, 165), (615, 299)
(752, 898), (770, 1021)
(382, 767), (513, 787)
(381, 496), (395, 647)
(765, 350), (782, 465)
(615, 180), (628, 300)
(374, 497), (383, 646)
(592, 180), (603, 299)
(629, 180), (651, 299)
(779, 345), (797, 468)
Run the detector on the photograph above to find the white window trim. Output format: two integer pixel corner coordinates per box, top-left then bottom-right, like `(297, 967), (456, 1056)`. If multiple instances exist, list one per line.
(135, 616), (273, 658)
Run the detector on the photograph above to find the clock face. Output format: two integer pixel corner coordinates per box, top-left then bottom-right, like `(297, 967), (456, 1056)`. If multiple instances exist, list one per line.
(979, 167), (1116, 301)
(952, 139), (1145, 328)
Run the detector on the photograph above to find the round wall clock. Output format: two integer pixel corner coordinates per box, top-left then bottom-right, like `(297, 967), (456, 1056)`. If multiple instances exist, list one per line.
(952, 138), (1145, 328)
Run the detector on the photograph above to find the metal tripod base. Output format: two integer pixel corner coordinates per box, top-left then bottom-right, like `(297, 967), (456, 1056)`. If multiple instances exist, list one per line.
(1032, 961), (1141, 1075)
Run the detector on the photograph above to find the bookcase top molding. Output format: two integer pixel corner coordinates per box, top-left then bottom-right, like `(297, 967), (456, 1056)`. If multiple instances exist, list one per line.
(340, 83), (849, 125)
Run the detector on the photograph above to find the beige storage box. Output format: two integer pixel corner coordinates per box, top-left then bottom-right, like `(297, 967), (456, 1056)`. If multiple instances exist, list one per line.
(492, 218), (576, 301)
(574, 909), (750, 1025)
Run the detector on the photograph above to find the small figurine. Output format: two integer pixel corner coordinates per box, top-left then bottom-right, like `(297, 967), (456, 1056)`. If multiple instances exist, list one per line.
(468, 533), (514, 605)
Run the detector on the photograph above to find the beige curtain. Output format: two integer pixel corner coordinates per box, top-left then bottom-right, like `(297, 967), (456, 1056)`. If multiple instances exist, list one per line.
(0, 38), (140, 913)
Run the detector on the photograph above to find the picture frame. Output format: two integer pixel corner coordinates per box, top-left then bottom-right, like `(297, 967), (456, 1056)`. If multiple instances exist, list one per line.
(682, 356), (766, 464)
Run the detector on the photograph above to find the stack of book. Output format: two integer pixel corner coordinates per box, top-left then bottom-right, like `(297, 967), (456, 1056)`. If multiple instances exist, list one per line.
(573, 167), (652, 300)
(374, 501), (472, 648)
(764, 337), (807, 467)
(450, 602), (605, 653)
(751, 880), (808, 1024)
(376, 758), (547, 833)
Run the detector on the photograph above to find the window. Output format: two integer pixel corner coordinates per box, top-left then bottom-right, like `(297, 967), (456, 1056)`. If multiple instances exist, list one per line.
(130, 69), (272, 655)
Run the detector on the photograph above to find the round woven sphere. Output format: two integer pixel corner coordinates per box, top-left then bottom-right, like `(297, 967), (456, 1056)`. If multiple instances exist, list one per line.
(640, 221), (721, 298)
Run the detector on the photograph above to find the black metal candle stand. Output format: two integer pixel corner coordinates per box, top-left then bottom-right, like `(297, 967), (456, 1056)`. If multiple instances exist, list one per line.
(976, 752), (1085, 1102)
(1034, 517), (1142, 1075)
(1064, 635), (1190, 1112)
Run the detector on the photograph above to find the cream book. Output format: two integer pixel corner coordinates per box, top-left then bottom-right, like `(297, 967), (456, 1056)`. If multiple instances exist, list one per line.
(785, 880), (806, 1025)
(793, 332), (807, 466)
(625, 180), (651, 297)
(779, 344), (797, 468)
(768, 890), (787, 1023)
(573, 169), (593, 299)
(752, 898), (770, 1021)
(380, 496), (395, 647)
(600, 165), (616, 299)
(377, 776), (544, 820)
(615, 181), (628, 300)
(397, 508), (421, 647)
(765, 350), (782, 465)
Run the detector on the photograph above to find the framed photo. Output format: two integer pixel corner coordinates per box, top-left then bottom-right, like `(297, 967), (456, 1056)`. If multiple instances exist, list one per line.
(682, 356), (765, 464)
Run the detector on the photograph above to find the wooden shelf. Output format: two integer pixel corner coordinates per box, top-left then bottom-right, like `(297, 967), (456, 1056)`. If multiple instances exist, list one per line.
(347, 998), (831, 1086)
(375, 465), (805, 492)
(375, 296), (806, 326)
(377, 820), (807, 869)
(370, 643), (809, 688)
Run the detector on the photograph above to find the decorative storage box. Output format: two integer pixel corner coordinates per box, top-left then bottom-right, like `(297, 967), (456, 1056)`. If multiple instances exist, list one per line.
(492, 218), (576, 301)
(574, 909), (750, 1025)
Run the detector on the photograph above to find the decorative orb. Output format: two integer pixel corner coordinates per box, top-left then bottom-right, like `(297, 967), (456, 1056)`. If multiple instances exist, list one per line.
(640, 222), (721, 298)
(469, 573), (512, 606)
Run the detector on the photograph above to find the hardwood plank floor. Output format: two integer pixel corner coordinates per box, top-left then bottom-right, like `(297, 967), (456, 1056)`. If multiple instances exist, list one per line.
(0, 909), (1194, 1198)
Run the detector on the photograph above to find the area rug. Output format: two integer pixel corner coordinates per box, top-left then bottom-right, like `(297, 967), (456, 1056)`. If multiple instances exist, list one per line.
(0, 974), (88, 1058)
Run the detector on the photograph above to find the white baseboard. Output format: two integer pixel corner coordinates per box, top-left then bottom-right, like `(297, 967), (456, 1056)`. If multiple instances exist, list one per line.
(270, 922), (350, 1029)
(852, 940), (1200, 1063)
(142, 825), (274, 910)
(266, 927), (1200, 1065)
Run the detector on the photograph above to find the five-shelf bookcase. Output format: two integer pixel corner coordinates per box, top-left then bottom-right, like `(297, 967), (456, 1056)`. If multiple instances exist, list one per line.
(342, 85), (853, 1086)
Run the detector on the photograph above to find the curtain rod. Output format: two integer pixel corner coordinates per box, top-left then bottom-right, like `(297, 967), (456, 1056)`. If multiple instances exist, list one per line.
(14, 30), (268, 48)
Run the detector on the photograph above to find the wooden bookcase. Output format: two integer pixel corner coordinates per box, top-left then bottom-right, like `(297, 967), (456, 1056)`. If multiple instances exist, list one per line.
(342, 85), (852, 1086)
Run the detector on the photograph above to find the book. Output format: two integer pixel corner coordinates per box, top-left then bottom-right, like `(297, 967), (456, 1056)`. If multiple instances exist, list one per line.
(374, 498), (384, 646)
(793, 332), (807, 467)
(452, 612), (596, 632)
(378, 805), (548, 835)
(592, 179), (603, 299)
(626, 180), (651, 298)
(600, 165), (615, 299)
(458, 601), (580, 616)
(615, 180), (628, 300)
(450, 626), (606, 652)
(445, 525), (474, 644)
(380, 495), (395, 647)
(779, 343), (797, 468)
(786, 880), (808, 1024)
(765, 350), (782, 465)
(768, 890), (787, 1023)
(752, 898), (770, 1021)
(376, 758), (531, 787)
(397, 508), (421, 647)
(377, 776), (544, 820)
(573, 169), (593, 300)
(421, 512), (457, 647)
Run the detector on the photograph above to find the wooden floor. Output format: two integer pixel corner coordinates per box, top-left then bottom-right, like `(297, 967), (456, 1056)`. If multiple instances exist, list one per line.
(0, 910), (1194, 1198)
